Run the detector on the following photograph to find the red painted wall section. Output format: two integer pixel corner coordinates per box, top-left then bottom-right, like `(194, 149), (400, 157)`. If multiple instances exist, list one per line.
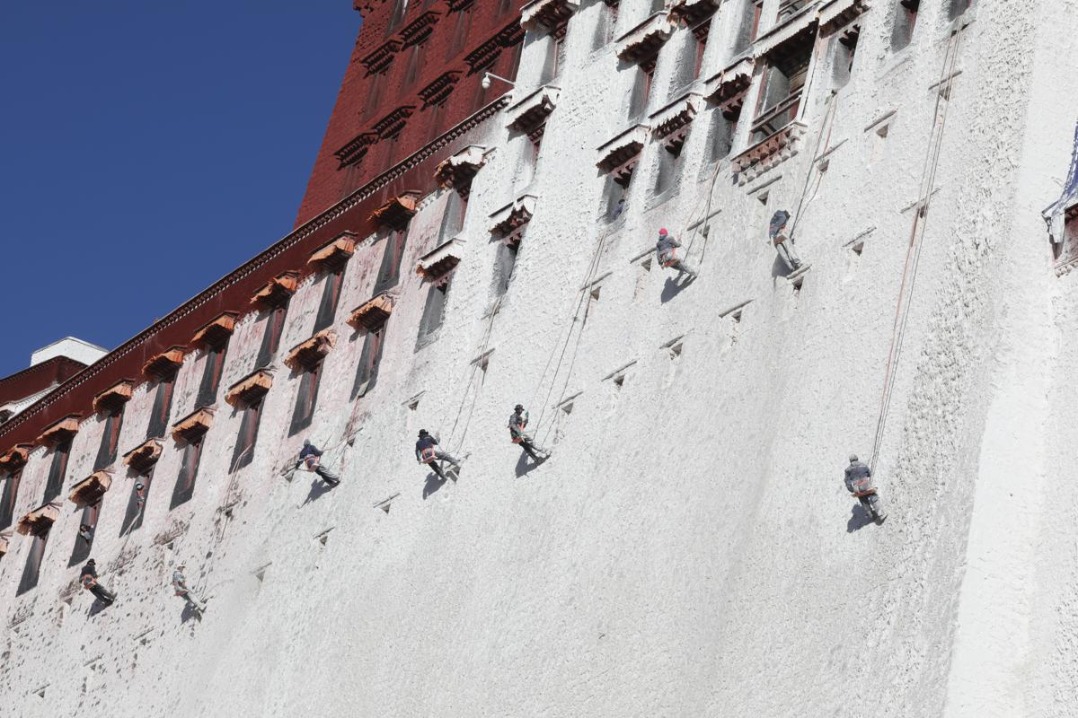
(296, 0), (523, 227)
(0, 357), (88, 408)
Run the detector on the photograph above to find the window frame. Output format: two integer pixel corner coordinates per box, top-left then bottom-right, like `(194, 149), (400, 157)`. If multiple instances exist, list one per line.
(170, 437), (205, 510)
(42, 437), (73, 504)
(195, 340), (229, 409)
(289, 362), (323, 437)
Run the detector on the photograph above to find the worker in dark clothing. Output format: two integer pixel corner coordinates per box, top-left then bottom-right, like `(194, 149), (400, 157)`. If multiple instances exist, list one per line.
(844, 454), (886, 523)
(769, 210), (803, 272)
(80, 559), (116, 605)
(509, 404), (548, 462)
(415, 430), (461, 481)
(297, 440), (340, 486)
(655, 228), (697, 279)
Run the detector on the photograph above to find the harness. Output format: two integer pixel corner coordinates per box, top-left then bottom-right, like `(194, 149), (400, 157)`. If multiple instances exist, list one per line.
(303, 455), (320, 471)
(81, 574), (97, 590)
(419, 446), (437, 463)
(659, 248), (679, 268)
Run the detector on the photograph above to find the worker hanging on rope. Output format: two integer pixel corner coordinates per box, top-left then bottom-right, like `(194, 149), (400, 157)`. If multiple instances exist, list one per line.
(172, 562), (207, 614)
(769, 210), (804, 273)
(415, 429), (462, 482)
(509, 404), (549, 463)
(78, 523), (95, 546)
(296, 439), (340, 487)
(656, 228), (698, 280)
(844, 454), (887, 525)
(80, 558), (117, 606)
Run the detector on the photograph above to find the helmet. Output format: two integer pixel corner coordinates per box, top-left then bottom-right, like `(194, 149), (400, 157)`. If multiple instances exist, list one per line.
(849, 454), (859, 463)
(135, 481), (144, 490)
(418, 429), (428, 437)
(86, 559), (95, 565)
(658, 228), (669, 236)
(303, 439), (311, 446)
(514, 404), (524, 412)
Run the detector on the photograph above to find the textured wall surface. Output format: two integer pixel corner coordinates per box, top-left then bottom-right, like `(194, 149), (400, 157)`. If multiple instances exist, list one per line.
(2, 1), (1077, 716)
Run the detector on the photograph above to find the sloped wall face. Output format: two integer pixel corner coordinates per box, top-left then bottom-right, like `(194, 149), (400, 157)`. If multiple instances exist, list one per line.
(1, 1), (1075, 716)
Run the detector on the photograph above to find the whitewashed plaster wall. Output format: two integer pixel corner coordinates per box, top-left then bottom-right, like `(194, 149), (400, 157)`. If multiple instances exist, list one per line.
(1, 1), (1076, 716)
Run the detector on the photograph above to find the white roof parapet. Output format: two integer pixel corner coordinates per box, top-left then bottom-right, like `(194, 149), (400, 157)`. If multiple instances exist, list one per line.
(520, 0), (579, 34)
(818, 0), (870, 35)
(596, 124), (651, 173)
(488, 194), (539, 239)
(417, 235), (466, 283)
(615, 12), (676, 65)
(506, 85), (562, 134)
(649, 92), (704, 140)
(29, 337), (107, 368)
(753, 2), (820, 61)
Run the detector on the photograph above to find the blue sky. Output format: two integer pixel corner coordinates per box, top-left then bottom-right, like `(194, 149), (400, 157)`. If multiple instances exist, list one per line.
(0, 1), (359, 378)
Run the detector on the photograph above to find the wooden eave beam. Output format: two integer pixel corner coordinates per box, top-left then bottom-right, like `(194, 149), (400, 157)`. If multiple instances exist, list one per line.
(225, 369), (274, 408)
(123, 438), (163, 475)
(284, 330), (338, 372)
(190, 312), (239, 349)
(0, 443), (33, 472)
(142, 347), (186, 381)
(93, 380), (135, 414)
(35, 415), (81, 448)
(308, 233), (357, 270)
(16, 502), (59, 536)
(251, 271), (300, 309)
(172, 407), (215, 443)
(348, 294), (396, 331)
(370, 193), (420, 230)
(68, 471), (113, 507)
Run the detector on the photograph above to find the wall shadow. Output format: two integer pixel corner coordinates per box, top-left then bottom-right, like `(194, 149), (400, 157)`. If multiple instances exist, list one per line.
(422, 472), (448, 499)
(514, 452), (546, 478)
(302, 478), (335, 506)
(660, 274), (696, 304)
(846, 502), (876, 533)
(771, 254), (793, 279)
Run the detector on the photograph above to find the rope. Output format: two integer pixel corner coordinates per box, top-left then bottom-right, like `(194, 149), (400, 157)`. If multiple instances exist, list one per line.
(443, 294), (500, 452)
(868, 29), (963, 472)
(785, 31), (837, 243)
(788, 91), (839, 242)
(529, 228), (611, 441)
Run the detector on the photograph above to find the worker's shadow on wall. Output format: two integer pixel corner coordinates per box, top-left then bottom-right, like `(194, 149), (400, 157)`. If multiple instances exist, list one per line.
(846, 503), (876, 533)
(180, 602), (203, 624)
(660, 275), (696, 304)
(302, 478), (334, 506)
(87, 599), (110, 618)
(514, 452), (544, 478)
(771, 255), (794, 279)
(422, 472), (448, 499)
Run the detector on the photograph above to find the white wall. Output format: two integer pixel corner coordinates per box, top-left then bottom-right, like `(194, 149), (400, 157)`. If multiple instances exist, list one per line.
(1, 1), (1075, 716)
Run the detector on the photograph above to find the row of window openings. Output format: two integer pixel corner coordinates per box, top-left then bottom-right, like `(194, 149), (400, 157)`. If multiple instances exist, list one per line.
(3, 190), (499, 593)
(622, 0), (967, 131)
(8, 0), (978, 593)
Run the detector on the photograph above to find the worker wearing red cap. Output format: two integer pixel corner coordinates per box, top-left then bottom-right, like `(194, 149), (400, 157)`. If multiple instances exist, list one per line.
(655, 228), (697, 279)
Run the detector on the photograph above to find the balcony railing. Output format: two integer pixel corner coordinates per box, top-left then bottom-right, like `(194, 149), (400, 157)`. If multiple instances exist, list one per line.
(751, 90), (802, 142)
(778, 0), (812, 21)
